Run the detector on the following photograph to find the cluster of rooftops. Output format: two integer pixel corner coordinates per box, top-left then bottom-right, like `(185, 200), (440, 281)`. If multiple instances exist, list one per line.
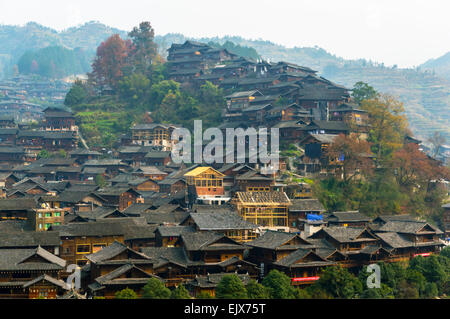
(0, 157), (446, 298)
(0, 41), (446, 299)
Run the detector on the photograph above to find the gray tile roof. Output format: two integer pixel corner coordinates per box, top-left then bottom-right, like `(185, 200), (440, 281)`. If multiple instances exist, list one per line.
(0, 231), (60, 248)
(92, 263), (160, 288)
(51, 218), (147, 237)
(289, 199), (325, 212)
(156, 225), (196, 237)
(0, 198), (37, 210)
(140, 247), (189, 268)
(181, 232), (245, 252)
(312, 227), (378, 243)
(85, 241), (151, 264)
(188, 211), (258, 231)
(23, 274), (68, 290)
(377, 220), (443, 235)
(273, 248), (335, 268)
(325, 211), (371, 223)
(246, 230), (314, 250)
(0, 246), (66, 271)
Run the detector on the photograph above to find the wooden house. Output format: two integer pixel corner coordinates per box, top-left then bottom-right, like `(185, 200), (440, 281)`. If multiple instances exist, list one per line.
(325, 211), (371, 228)
(0, 247), (68, 298)
(374, 220), (444, 259)
(180, 209), (258, 242)
(42, 107), (77, 132)
(288, 198), (326, 229)
(130, 123), (180, 151)
(184, 166), (226, 205)
(85, 241), (158, 298)
(144, 151), (172, 167)
(50, 219), (146, 266)
(95, 187), (140, 211)
(232, 191), (291, 232)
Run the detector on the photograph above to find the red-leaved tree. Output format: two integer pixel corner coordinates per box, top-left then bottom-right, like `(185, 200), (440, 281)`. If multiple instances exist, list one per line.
(90, 34), (133, 90)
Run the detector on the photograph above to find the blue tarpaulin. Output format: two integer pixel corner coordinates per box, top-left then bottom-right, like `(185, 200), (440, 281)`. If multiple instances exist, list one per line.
(307, 214), (323, 221)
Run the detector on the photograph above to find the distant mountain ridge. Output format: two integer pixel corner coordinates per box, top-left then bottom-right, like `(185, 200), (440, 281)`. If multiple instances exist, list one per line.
(420, 52), (450, 81)
(0, 21), (448, 142)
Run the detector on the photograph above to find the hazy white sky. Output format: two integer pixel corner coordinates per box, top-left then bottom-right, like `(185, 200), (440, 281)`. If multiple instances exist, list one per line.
(0, 0), (449, 68)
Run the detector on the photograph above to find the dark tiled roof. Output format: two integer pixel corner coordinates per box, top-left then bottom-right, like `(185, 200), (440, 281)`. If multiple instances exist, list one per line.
(273, 248), (334, 268)
(312, 227), (378, 243)
(156, 225), (196, 237)
(145, 151), (171, 159)
(51, 218), (147, 237)
(0, 246), (66, 271)
(325, 211), (371, 223)
(85, 241), (151, 264)
(124, 225), (158, 241)
(140, 247), (189, 268)
(143, 211), (190, 225)
(375, 232), (416, 249)
(122, 203), (153, 215)
(377, 220), (443, 235)
(188, 211), (258, 231)
(289, 199), (325, 212)
(0, 198), (37, 210)
(246, 230), (313, 250)
(23, 274), (68, 290)
(181, 232), (245, 252)
(0, 231), (60, 248)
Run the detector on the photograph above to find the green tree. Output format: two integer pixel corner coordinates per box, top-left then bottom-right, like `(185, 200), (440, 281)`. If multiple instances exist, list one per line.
(128, 21), (159, 74)
(170, 285), (191, 299)
(95, 174), (106, 188)
(294, 288), (311, 299)
(65, 79), (87, 106)
(397, 280), (419, 299)
(141, 278), (171, 299)
(246, 280), (271, 299)
(262, 269), (296, 299)
(352, 81), (378, 104)
(57, 149), (67, 158)
(360, 284), (394, 299)
(360, 94), (409, 164)
(314, 266), (363, 299)
(37, 149), (50, 159)
(118, 73), (151, 106)
(423, 282), (439, 298)
(215, 274), (248, 299)
(115, 288), (138, 299)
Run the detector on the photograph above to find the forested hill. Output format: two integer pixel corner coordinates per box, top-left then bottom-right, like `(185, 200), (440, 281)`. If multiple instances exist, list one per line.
(0, 22), (448, 141)
(0, 21), (127, 78)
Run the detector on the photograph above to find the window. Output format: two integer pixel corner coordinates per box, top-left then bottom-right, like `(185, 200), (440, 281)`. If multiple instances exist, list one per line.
(45, 213), (52, 218)
(44, 223), (51, 230)
(92, 244), (106, 253)
(39, 224), (43, 229)
(53, 222), (61, 226)
(54, 212), (61, 217)
(76, 244), (91, 254)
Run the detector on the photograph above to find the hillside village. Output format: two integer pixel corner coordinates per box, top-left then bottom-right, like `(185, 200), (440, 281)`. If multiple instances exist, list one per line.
(0, 33), (448, 300)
